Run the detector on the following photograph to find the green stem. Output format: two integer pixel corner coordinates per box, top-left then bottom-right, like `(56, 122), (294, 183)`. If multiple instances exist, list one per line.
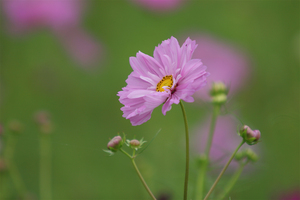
(194, 157), (208, 200)
(3, 132), (27, 198)
(8, 162), (26, 198)
(217, 161), (249, 199)
(131, 159), (156, 200)
(179, 100), (189, 200)
(204, 140), (245, 200)
(120, 149), (156, 200)
(195, 105), (220, 200)
(205, 105), (220, 157)
(40, 134), (52, 200)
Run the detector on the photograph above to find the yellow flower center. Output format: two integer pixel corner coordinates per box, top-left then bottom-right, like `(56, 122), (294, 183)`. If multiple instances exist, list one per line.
(156, 75), (173, 92)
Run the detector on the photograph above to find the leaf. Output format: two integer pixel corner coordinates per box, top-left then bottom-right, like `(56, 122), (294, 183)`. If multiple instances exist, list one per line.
(137, 128), (161, 155)
(103, 149), (115, 156)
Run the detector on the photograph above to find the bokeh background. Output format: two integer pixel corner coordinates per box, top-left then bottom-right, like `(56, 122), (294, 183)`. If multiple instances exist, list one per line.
(0, 0), (299, 199)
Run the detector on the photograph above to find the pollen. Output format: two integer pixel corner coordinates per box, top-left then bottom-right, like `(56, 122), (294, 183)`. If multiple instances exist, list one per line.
(156, 75), (173, 92)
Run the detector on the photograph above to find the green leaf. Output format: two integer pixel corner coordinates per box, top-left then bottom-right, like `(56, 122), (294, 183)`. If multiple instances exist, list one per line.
(137, 128), (161, 155)
(103, 149), (115, 156)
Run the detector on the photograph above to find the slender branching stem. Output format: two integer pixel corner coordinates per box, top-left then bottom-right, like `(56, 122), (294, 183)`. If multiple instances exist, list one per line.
(205, 105), (220, 157)
(120, 148), (156, 200)
(195, 104), (220, 200)
(179, 100), (189, 200)
(204, 140), (245, 200)
(4, 132), (26, 198)
(217, 160), (249, 199)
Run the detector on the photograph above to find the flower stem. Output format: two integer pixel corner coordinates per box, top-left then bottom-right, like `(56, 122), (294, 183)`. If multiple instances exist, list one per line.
(40, 134), (52, 200)
(217, 161), (249, 199)
(205, 105), (220, 157)
(131, 159), (156, 200)
(204, 140), (245, 200)
(3, 132), (27, 198)
(195, 104), (220, 200)
(194, 157), (208, 200)
(179, 100), (189, 200)
(120, 148), (156, 200)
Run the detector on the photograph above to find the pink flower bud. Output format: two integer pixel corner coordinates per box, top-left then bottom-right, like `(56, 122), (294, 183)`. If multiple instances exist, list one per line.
(8, 120), (23, 133)
(241, 125), (261, 145)
(129, 139), (140, 147)
(107, 136), (123, 152)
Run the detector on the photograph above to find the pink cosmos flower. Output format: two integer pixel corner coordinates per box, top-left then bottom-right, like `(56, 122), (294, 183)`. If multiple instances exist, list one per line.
(3, 0), (82, 33)
(118, 36), (209, 126)
(2, 0), (101, 68)
(129, 0), (184, 12)
(181, 33), (250, 101)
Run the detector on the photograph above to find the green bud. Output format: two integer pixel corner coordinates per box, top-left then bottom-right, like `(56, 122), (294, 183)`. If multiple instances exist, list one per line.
(234, 148), (259, 162)
(196, 154), (208, 167)
(126, 138), (146, 150)
(211, 93), (227, 105)
(210, 82), (228, 105)
(210, 82), (228, 96)
(245, 148), (259, 162)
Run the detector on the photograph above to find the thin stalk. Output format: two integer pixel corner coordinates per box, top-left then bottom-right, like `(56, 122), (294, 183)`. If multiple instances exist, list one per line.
(204, 140), (245, 200)
(205, 105), (220, 157)
(40, 134), (52, 200)
(119, 148), (156, 200)
(8, 162), (26, 198)
(195, 105), (220, 200)
(194, 158), (207, 200)
(217, 161), (249, 199)
(3, 133), (26, 198)
(131, 159), (156, 200)
(179, 100), (189, 200)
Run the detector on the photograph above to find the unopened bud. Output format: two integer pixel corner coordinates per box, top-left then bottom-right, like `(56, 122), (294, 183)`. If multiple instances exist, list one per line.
(127, 138), (146, 150)
(129, 139), (140, 147)
(34, 111), (50, 125)
(34, 111), (53, 134)
(210, 82), (228, 96)
(8, 120), (23, 133)
(235, 148), (259, 162)
(107, 136), (123, 152)
(245, 148), (258, 162)
(240, 125), (261, 145)
(210, 82), (228, 105)
(211, 93), (227, 105)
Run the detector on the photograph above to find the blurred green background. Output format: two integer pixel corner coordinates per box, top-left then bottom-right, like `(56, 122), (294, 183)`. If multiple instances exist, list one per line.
(1, 0), (299, 199)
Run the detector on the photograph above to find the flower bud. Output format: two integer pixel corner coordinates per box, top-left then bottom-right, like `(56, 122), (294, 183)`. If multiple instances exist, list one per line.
(34, 111), (53, 134)
(107, 136), (123, 152)
(234, 148), (259, 162)
(210, 82), (228, 105)
(240, 125), (261, 145)
(211, 93), (227, 105)
(127, 138), (146, 150)
(210, 81), (228, 96)
(8, 120), (23, 133)
(34, 111), (50, 125)
(129, 139), (140, 147)
(245, 148), (259, 162)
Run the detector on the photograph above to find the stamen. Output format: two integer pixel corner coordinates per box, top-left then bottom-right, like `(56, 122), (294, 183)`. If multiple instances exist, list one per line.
(156, 75), (173, 92)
